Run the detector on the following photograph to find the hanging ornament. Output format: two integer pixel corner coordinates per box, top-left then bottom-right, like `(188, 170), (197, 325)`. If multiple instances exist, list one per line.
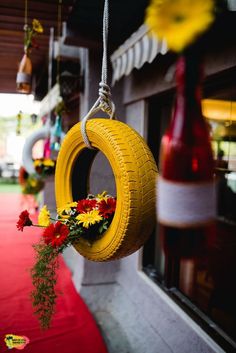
(16, 53), (32, 94)
(50, 114), (62, 151)
(157, 51), (217, 290)
(16, 0), (43, 94)
(158, 52), (216, 229)
(145, 0), (218, 287)
(16, 110), (23, 135)
(43, 137), (51, 159)
(48, 0), (64, 153)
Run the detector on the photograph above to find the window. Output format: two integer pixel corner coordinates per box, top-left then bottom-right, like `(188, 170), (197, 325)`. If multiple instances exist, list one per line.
(143, 81), (236, 351)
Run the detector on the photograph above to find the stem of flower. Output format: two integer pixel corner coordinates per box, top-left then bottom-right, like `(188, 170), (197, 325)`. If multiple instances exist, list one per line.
(32, 224), (46, 228)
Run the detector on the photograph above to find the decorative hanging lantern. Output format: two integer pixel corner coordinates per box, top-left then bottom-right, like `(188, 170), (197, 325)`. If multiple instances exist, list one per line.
(16, 110), (23, 135)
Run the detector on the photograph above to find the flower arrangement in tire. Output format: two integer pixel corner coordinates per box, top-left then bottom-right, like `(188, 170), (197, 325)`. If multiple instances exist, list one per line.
(16, 191), (116, 329)
(33, 158), (56, 177)
(18, 166), (44, 195)
(55, 119), (158, 261)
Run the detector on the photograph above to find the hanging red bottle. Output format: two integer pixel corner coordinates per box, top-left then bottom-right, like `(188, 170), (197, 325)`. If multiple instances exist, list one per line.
(157, 50), (216, 284)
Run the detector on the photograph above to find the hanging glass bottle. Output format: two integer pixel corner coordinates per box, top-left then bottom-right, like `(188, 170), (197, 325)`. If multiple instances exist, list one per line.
(157, 50), (217, 286)
(50, 115), (62, 151)
(16, 51), (32, 94)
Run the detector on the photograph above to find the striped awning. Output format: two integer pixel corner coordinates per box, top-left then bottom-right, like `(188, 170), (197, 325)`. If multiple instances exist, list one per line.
(110, 24), (168, 85)
(110, 0), (236, 85)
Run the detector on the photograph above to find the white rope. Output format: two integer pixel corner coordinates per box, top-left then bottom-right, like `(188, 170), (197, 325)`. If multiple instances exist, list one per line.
(101, 0), (108, 85)
(81, 0), (116, 149)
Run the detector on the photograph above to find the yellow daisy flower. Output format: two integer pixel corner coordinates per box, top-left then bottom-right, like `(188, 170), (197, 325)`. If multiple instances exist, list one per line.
(32, 19), (43, 34)
(43, 159), (55, 167)
(76, 210), (103, 229)
(96, 191), (108, 202)
(145, 0), (215, 52)
(33, 159), (41, 167)
(38, 205), (51, 227)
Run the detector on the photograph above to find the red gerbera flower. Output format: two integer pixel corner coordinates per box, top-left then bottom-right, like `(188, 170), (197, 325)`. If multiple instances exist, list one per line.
(77, 199), (97, 213)
(43, 221), (69, 247)
(98, 198), (116, 218)
(16, 210), (33, 231)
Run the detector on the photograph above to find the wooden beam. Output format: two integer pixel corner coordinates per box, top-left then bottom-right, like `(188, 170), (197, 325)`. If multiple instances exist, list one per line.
(0, 15), (59, 29)
(0, 29), (24, 38)
(62, 28), (100, 49)
(0, 22), (56, 35)
(0, 70), (17, 75)
(0, 7), (66, 21)
(0, 0), (64, 13)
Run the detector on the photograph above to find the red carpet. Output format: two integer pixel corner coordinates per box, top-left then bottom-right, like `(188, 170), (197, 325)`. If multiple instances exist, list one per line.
(0, 193), (108, 353)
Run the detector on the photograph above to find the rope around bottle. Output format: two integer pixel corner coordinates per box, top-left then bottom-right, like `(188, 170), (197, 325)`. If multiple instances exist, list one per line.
(81, 0), (116, 149)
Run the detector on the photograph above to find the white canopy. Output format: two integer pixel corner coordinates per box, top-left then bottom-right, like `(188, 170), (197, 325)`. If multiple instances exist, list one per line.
(110, 24), (168, 85)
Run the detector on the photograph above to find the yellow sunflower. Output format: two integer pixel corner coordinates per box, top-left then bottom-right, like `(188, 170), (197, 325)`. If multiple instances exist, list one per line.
(43, 159), (55, 167)
(38, 205), (51, 226)
(145, 0), (215, 52)
(32, 19), (44, 34)
(76, 210), (103, 229)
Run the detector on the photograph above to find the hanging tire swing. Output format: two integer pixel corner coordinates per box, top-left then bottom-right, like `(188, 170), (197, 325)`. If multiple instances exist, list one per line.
(22, 126), (49, 175)
(55, 118), (158, 261)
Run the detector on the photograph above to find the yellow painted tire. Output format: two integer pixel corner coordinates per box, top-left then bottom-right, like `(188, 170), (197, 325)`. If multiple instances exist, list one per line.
(55, 118), (157, 261)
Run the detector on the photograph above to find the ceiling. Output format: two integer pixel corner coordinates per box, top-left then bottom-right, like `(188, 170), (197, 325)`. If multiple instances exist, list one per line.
(2, 0), (234, 99)
(67, 0), (149, 49)
(0, 0), (74, 94)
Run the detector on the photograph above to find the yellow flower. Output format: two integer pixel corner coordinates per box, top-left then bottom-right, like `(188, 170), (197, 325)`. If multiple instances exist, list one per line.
(145, 0), (215, 52)
(57, 202), (78, 218)
(96, 191), (108, 202)
(43, 159), (55, 167)
(38, 205), (51, 226)
(29, 178), (37, 187)
(32, 19), (43, 34)
(76, 210), (103, 229)
(34, 159), (41, 167)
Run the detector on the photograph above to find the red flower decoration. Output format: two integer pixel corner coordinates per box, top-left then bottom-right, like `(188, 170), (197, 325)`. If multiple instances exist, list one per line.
(18, 166), (28, 186)
(77, 199), (97, 213)
(43, 221), (69, 247)
(16, 210), (33, 231)
(98, 198), (116, 218)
